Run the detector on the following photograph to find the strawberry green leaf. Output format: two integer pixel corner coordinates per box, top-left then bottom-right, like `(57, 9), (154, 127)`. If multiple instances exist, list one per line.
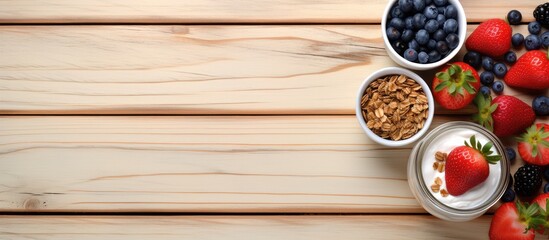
(448, 83), (456, 94)
(462, 83), (476, 94)
(473, 94), (497, 132)
(465, 135), (501, 164)
(434, 81), (450, 92)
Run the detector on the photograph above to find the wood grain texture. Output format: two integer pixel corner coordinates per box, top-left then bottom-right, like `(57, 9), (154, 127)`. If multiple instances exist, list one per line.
(0, 115), (476, 213)
(0, 0), (538, 23)
(0, 215), (493, 240)
(0, 25), (542, 115)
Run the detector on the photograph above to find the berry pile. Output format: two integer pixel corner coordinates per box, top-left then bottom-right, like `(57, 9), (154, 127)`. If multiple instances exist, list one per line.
(386, 0), (460, 63)
(465, 8), (549, 97)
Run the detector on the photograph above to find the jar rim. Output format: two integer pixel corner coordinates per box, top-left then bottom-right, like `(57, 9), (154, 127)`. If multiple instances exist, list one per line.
(408, 121), (510, 221)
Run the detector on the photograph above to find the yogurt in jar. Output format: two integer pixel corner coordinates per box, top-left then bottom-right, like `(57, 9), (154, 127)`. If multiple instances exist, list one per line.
(407, 121), (509, 221)
(421, 128), (501, 209)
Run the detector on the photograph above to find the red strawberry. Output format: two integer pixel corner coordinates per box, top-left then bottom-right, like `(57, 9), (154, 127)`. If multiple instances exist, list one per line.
(518, 123), (549, 166)
(432, 62), (480, 110)
(532, 193), (549, 234)
(474, 95), (536, 138)
(489, 202), (545, 240)
(504, 50), (549, 90)
(466, 19), (512, 57)
(445, 135), (501, 196)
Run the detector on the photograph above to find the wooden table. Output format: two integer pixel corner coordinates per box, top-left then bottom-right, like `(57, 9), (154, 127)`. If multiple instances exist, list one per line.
(0, 1), (546, 239)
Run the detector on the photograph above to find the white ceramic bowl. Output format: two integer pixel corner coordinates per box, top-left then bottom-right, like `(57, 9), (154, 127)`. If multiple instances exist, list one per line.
(356, 67), (435, 147)
(381, 0), (467, 70)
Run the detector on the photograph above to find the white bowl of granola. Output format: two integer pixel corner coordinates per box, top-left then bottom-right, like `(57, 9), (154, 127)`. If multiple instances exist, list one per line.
(356, 67), (435, 147)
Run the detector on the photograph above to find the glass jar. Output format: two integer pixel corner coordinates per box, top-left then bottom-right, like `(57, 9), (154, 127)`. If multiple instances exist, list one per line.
(408, 121), (510, 221)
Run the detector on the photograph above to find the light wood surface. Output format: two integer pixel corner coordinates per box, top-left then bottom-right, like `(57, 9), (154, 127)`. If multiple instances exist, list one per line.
(0, 25), (541, 115)
(0, 215), (492, 239)
(0, 115), (476, 212)
(0, 0), (538, 23)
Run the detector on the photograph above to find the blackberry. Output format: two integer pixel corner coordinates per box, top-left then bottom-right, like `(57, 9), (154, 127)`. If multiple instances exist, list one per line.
(534, 2), (549, 26)
(514, 164), (542, 197)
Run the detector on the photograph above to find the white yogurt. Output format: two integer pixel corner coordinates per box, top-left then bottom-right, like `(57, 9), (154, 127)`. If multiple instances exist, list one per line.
(421, 127), (502, 210)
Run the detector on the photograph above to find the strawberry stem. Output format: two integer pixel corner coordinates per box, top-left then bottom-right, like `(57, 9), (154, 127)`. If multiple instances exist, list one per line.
(463, 135), (501, 164)
(473, 94), (498, 132)
(434, 64), (477, 96)
(517, 125), (549, 157)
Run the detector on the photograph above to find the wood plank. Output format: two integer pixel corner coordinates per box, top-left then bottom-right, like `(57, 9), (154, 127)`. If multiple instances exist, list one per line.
(0, 25), (542, 115)
(0, 115), (479, 213)
(0, 0), (538, 23)
(0, 215), (493, 240)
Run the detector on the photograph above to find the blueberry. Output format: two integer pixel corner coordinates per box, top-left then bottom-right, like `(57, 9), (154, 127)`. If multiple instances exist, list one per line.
(482, 57), (494, 71)
(413, 13), (427, 29)
(528, 21), (542, 35)
(445, 33), (459, 49)
(463, 51), (482, 69)
(444, 5), (457, 19)
(392, 40), (407, 55)
(480, 86), (491, 96)
(399, 0), (414, 13)
(511, 33), (524, 48)
(428, 50), (441, 63)
(493, 63), (507, 78)
(504, 51), (517, 64)
(505, 147), (516, 163)
(425, 0), (432, 4)
(525, 35), (541, 50)
(437, 6), (445, 15)
(544, 183), (549, 194)
(492, 80), (504, 93)
(436, 41), (449, 55)
(401, 29), (414, 42)
(415, 29), (430, 45)
(507, 10), (522, 25)
(413, 0), (426, 12)
(501, 188), (515, 202)
(424, 19), (439, 33)
(480, 71), (495, 86)
(443, 19), (458, 34)
(424, 4), (438, 19)
(541, 31), (549, 48)
(408, 39), (420, 50)
(418, 51), (429, 63)
(436, 14), (446, 26)
(391, 5), (405, 19)
(433, 29), (446, 41)
(544, 167), (549, 181)
(386, 27), (401, 41)
(433, 0), (447, 7)
(390, 18), (406, 31)
(532, 96), (549, 116)
(419, 46), (428, 53)
(404, 48), (419, 62)
(405, 17), (414, 30)
(427, 39), (437, 50)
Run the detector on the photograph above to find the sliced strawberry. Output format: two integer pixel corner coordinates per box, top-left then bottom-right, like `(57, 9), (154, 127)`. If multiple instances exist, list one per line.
(473, 94), (536, 138)
(518, 123), (549, 166)
(489, 201), (544, 240)
(445, 135), (501, 196)
(432, 62), (480, 110)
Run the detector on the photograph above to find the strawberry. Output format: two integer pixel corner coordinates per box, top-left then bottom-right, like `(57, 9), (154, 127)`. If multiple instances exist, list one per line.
(533, 193), (549, 234)
(432, 63), (480, 110)
(473, 95), (536, 138)
(445, 135), (501, 196)
(504, 50), (549, 90)
(489, 201), (545, 240)
(518, 123), (549, 166)
(466, 19), (512, 58)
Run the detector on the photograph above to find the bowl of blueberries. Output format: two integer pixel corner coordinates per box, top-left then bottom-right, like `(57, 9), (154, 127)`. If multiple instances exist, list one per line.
(382, 0), (467, 70)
